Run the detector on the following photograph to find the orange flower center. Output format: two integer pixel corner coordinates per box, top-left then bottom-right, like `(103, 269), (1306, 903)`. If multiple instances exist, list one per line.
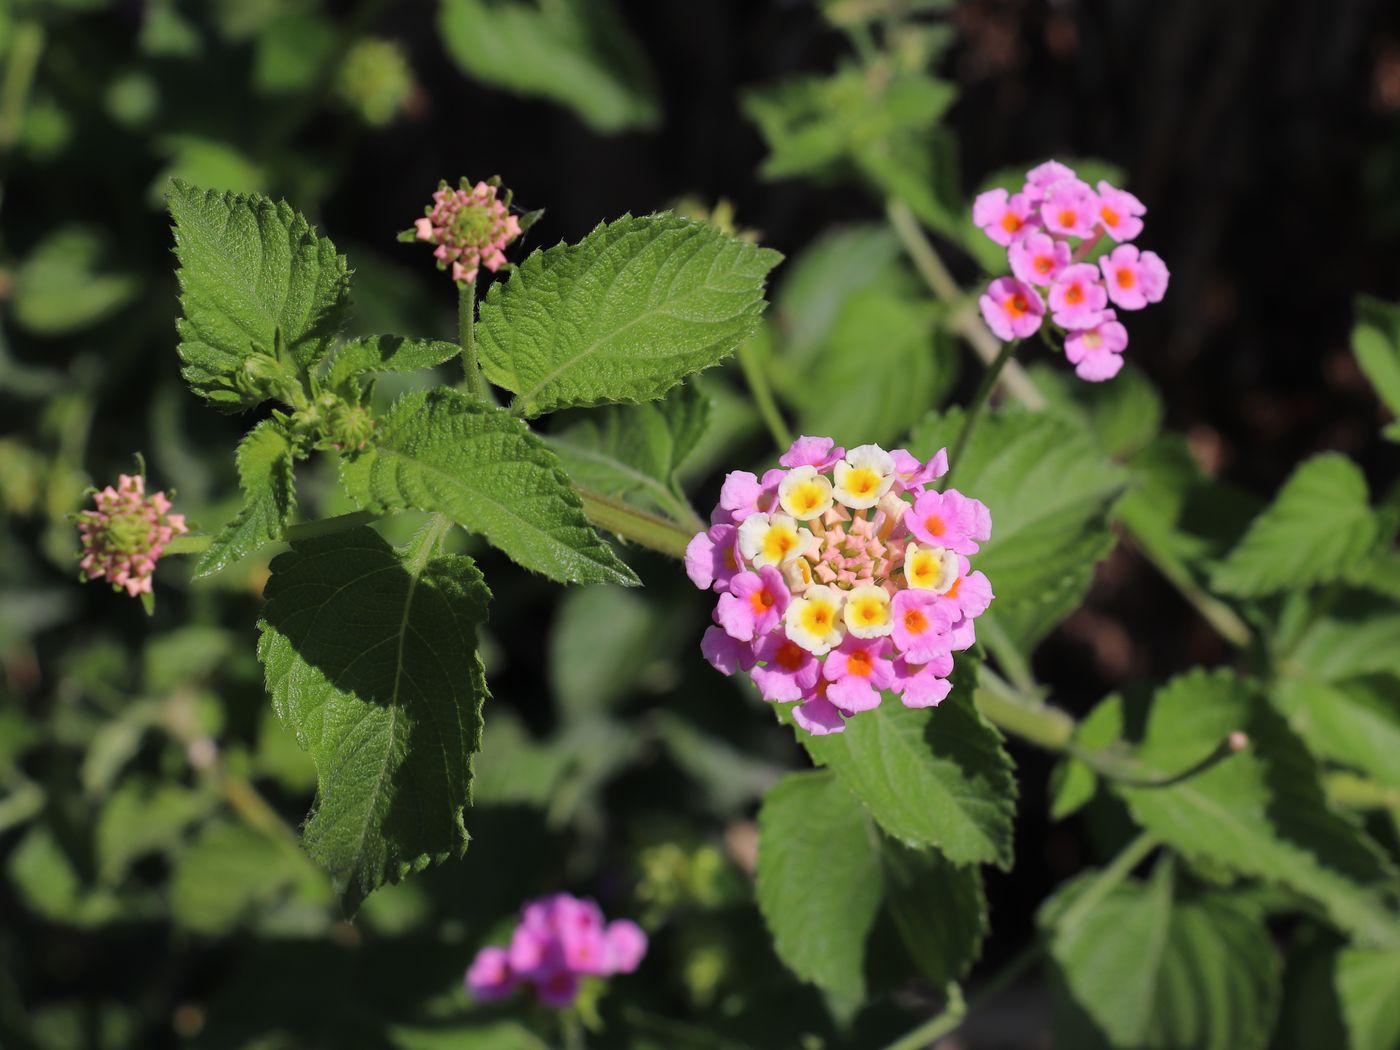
(1000, 212), (1023, 233)
(946, 577), (961, 599)
(846, 650), (873, 678)
(1034, 255), (1053, 275)
(1116, 267), (1136, 289)
(1004, 294), (1029, 318)
(1065, 283), (1084, 305)
(1058, 208), (1077, 227)
(924, 515), (946, 537)
(750, 588), (775, 613)
(775, 641), (806, 671)
(1101, 205), (1121, 227)
(903, 610), (929, 634)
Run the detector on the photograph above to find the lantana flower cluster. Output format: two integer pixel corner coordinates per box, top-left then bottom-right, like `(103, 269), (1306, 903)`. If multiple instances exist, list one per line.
(466, 893), (647, 1009)
(686, 438), (993, 736)
(75, 473), (188, 598)
(406, 178), (522, 287)
(972, 160), (1169, 382)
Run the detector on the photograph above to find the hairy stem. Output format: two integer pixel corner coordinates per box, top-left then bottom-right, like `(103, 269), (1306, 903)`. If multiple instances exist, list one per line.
(944, 338), (1019, 489)
(577, 487), (695, 559)
(458, 279), (486, 399)
(885, 199), (1046, 409)
(736, 335), (793, 450)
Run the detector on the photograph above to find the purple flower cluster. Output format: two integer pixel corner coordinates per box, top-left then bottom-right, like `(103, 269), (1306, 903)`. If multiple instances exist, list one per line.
(76, 473), (188, 598)
(465, 893), (647, 1009)
(973, 161), (1169, 381)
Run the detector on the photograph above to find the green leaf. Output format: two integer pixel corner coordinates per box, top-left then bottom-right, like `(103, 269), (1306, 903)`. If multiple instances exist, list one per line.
(1049, 694), (1123, 821)
(1352, 296), (1400, 441)
(757, 771), (885, 999)
(193, 419), (297, 577)
(881, 838), (988, 989)
(548, 584), (672, 719)
(95, 777), (214, 883)
(782, 285), (956, 449)
(547, 383), (708, 523)
(1212, 454), (1379, 597)
(390, 1022), (551, 1050)
(1336, 947), (1400, 1050)
(257, 524), (491, 908)
(1275, 678), (1400, 792)
(340, 389), (638, 586)
(788, 660), (1017, 868)
(1043, 865), (1280, 1050)
(1115, 668), (1400, 946)
(8, 827), (132, 928)
(476, 214), (782, 416)
(1030, 363), (1165, 461)
(169, 819), (330, 933)
(11, 226), (139, 336)
(438, 0), (658, 134)
(906, 408), (1126, 648)
(167, 179), (351, 410)
(325, 334), (461, 390)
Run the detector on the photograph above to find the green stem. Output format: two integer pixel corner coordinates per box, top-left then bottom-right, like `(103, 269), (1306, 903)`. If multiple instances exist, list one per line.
(0, 21), (44, 151)
(1070, 732), (1247, 789)
(577, 486), (694, 559)
(458, 279), (485, 398)
(165, 509), (381, 556)
(885, 199), (1047, 410)
(881, 946), (1041, 1050)
(1326, 771), (1400, 812)
(944, 338), (1019, 489)
(881, 986), (966, 1050)
(975, 668), (1076, 751)
(736, 335), (792, 450)
(1053, 832), (1160, 934)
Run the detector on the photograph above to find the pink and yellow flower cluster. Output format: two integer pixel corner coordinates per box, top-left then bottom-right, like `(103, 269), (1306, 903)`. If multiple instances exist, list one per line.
(75, 473), (188, 598)
(465, 893), (647, 1009)
(411, 178), (522, 287)
(686, 438), (993, 736)
(973, 161), (1169, 382)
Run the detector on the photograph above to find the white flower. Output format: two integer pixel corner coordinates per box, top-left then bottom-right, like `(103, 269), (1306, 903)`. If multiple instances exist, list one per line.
(778, 466), (834, 520)
(832, 444), (896, 509)
(738, 513), (814, 569)
(782, 557), (813, 595)
(784, 584), (846, 655)
(843, 585), (893, 638)
(904, 544), (959, 593)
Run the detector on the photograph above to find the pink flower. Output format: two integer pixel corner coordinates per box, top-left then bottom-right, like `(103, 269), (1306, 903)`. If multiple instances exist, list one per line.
(465, 947), (516, 1001)
(701, 626), (758, 676)
(1065, 312), (1129, 382)
(823, 636), (895, 713)
(605, 921), (648, 973)
(468, 893), (647, 1009)
(979, 277), (1045, 341)
(715, 469), (782, 524)
(972, 188), (1038, 246)
(1009, 232), (1071, 287)
(779, 435), (845, 471)
(685, 523), (741, 592)
(936, 560), (995, 621)
(1048, 263), (1109, 330)
(1040, 179), (1098, 238)
(792, 686), (847, 736)
(892, 654), (955, 709)
(890, 590), (954, 663)
(890, 447), (948, 489)
(1094, 181), (1146, 242)
(76, 472), (188, 598)
(716, 566), (791, 641)
(1023, 160), (1078, 200)
(750, 631), (821, 702)
(408, 178), (522, 286)
(1099, 245), (1169, 310)
(906, 489), (991, 555)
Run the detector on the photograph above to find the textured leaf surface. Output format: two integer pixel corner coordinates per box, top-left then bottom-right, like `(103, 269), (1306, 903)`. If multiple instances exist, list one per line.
(194, 419), (296, 577)
(1116, 669), (1400, 946)
(757, 771), (885, 998)
(907, 409), (1125, 648)
(756, 770), (986, 1000)
(168, 180), (350, 409)
(790, 660), (1017, 868)
(340, 389), (637, 586)
(1336, 947), (1400, 1050)
(547, 383), (708, 523)
(476, 214), (782, 416)
(258, 525), (491, 908)
(1212, 454), (1378, 597)
(438, 0), (658, 134)
(1043, 867), (1280, 1050)
(326, 335), (460, 389)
